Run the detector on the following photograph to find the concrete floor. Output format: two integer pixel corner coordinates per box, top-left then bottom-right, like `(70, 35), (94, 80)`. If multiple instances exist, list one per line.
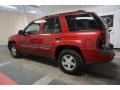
(0, 48), (120, 85)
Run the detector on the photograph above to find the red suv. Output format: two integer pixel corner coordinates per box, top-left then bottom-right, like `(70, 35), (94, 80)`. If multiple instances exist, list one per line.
(8, 10), (115, 74)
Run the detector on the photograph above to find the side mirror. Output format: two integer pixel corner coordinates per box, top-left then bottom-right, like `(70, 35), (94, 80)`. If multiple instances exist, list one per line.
(18, 30), (24, 35)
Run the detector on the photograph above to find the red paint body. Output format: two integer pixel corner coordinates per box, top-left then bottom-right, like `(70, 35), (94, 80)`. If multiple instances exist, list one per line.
(8, 10), (115, 63)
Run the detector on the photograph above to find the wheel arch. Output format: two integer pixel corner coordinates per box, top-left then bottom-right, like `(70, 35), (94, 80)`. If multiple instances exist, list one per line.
(55, 45), (84, 61)
(8, 41), (16, 50)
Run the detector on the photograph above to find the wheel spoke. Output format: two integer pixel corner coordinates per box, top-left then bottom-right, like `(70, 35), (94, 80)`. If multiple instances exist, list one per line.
(68, 56), (74, 62)
(67, 64), (71, 70)
(63, 56), (69, 61)
(62, 61), (67, 66)
(69, 61), (76, 66)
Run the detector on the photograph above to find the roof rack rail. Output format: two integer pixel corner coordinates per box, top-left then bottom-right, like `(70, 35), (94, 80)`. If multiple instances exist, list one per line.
(76, 10), (86, 13)
(44, 10), (87, 18)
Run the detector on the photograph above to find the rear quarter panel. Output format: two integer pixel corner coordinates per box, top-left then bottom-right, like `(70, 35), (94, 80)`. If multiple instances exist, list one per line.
(50, 30), (101, 60)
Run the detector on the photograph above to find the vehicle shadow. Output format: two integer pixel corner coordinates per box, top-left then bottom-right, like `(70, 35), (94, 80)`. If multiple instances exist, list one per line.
(83, 62), (120, 84)
(21, 55), (120, 84)
(24, 55), (58, 67)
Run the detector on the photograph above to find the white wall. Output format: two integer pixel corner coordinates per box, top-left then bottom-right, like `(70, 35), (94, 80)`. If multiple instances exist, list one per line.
(38, 5), (120, 48)
(0, 11), (37, 45)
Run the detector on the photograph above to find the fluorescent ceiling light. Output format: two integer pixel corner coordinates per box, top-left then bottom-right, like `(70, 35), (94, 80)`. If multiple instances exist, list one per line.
(0, 5), (17, 10)
(30, 10), (37, 14)
(75, 17), (93, 20)
(35, 5), (42, 6)
(34, 20), (46, 23)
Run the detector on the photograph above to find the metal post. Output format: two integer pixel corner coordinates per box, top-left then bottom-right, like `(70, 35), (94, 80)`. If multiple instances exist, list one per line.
(22, 5), (28, 26)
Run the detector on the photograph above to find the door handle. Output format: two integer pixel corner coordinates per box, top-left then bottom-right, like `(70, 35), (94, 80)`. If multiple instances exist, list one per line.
(55, 37), (61, 40)
(31, 38), (38, 40)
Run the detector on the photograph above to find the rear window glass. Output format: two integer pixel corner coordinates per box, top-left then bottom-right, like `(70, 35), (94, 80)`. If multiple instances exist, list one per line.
(65, 14), (99, 31)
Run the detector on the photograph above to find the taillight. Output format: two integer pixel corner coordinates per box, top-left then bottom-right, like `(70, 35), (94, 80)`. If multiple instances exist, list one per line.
(109, 43), (114, 49)
(97, 32), (106, 49)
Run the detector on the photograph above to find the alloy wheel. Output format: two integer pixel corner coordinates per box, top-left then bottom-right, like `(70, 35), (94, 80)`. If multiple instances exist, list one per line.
(61, 55), (76, 71)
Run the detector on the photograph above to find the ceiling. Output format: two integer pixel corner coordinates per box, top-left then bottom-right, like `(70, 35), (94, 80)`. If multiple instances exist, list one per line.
(0, 5), (40, 15)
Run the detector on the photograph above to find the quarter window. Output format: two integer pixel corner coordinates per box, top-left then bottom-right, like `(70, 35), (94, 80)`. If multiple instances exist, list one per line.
(65, 14), (99, 31)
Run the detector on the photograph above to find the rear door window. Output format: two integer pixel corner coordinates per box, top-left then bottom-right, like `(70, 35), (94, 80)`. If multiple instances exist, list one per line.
(43, 18), (55, 33)
(54, 17), (61, 33)
(43, 17), (61, 34)
(65, 14), (99, 31)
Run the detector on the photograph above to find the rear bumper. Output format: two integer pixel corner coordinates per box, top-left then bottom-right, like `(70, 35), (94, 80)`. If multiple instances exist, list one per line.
(98, 49), (115, 62)
(83, 48), (115, 63)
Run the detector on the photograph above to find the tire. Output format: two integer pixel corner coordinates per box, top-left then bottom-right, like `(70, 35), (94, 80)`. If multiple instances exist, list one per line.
(9, 43), (21, 58)
(58, 49), (84, 74)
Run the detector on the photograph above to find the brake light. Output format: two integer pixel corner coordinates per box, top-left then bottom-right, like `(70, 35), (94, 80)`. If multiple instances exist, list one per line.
(97, 32), (106, 49)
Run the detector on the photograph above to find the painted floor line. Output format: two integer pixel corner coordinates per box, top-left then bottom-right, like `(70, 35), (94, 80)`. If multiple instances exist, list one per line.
(115, 53), (120, 57)
(0, 60), (18, 67)
(33, 73), (60, 85)
(0, 71), (17, 85)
